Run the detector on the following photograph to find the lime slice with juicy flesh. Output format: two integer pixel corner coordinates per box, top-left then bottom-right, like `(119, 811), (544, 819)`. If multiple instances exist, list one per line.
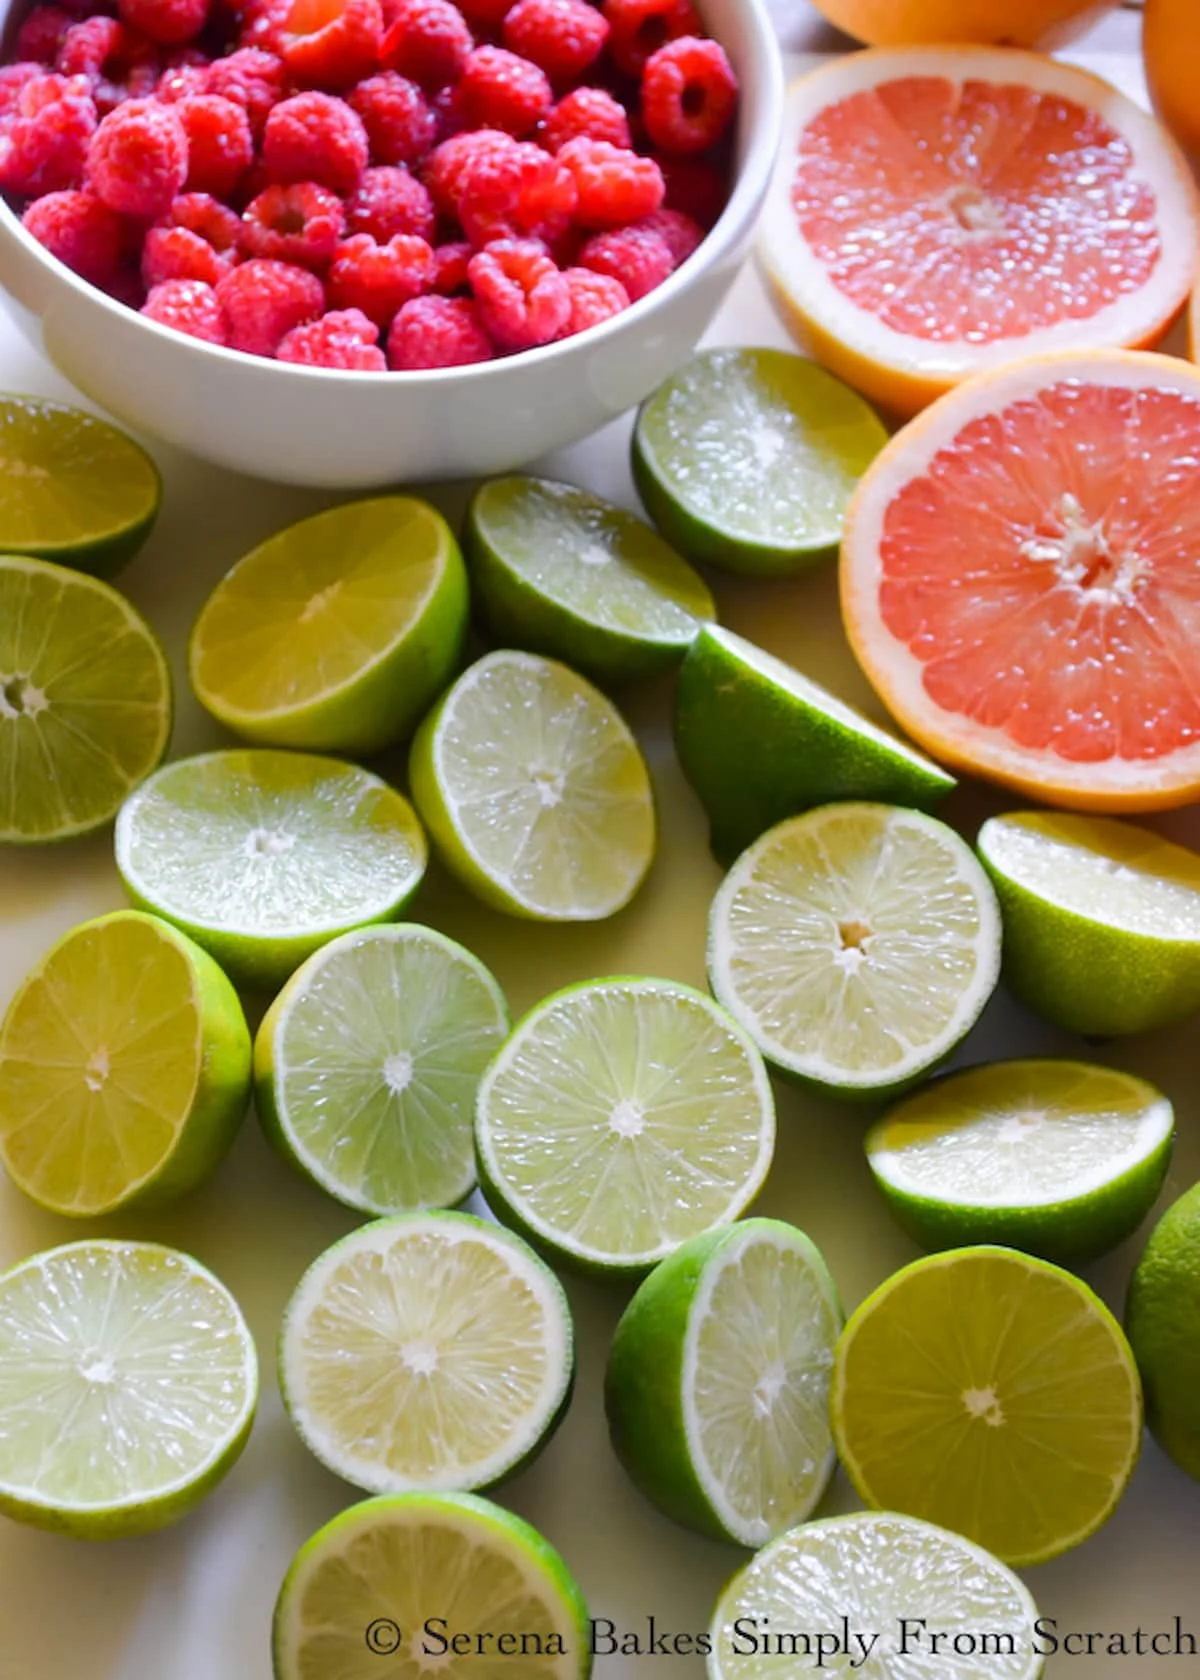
(1127, 1182), (1200, 1483)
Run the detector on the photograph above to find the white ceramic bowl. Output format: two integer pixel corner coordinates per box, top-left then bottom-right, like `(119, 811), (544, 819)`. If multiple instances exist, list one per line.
(0, 0), (783, 487)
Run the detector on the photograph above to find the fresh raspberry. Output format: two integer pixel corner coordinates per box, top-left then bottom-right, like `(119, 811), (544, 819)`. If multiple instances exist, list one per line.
(561, 264), (627, 332)
(15, 7), (73, 66)
(469, 236), (566, 348)
(327, 229), (433, 323)
(422, 125), (506, 213)
(22, 187), (124, 282)
(276, 306), (387, 367)
(602, 0), (697, 76)
(237, 0), (291, 54)
(216, 255), (324, 352)
(204, 47), (287, 136)
(0, 64), (47, 117)
(539, 85), (629, 152)
(502, 0), (606, 86)
(440, 131), (575, 243)
(430, 238), (469, 292)
(142, 277), (227, 340)
(556, 136), (662, 228)
(0, 71), (97, 196)
(241, 181), (344, 265)
(349, 71), (433, 165)
(634, 204), (701, 264)
(642, 35), (735, 154)
(167, 189), (243, 251)
(578, 221), (670, 298)
(457, 45), (550, 138)
(57, 15), (124, 79)
(175, 93), (254, 196)
(85, 98), (188, 219)
(155, 60), (209, 100)
(379, 0), (471, 92)
(388, 293), (492, 367)
(262, 90), (369, 194)
(279, 0), (383, 90)
(142, 221), (229, 284)
(657, 150), (724, 225)
(119, 0), (209, 45)
(346, 164), (435, 240)
(456, 0), (513, 29)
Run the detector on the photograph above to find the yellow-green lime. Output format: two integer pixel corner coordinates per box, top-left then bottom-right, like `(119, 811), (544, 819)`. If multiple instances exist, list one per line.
(978, 811), (1200, 1037)
(0, 910), (251, 1217)
(279, 1212), (573, 1495)
(1126, 1181), (1200, 1481)
(0, 555), (171, 843)
(464, 475), (715, 684)
(676, 624), (954, 862)
(189, 497), (468, 756)
(831, 1246), (1143, 1566)
(708, 803), (1001, 1096)
(708, 1513), (1043, 1680)
(273, 1491), (592, 1680)
(0, 395), (160, 577)
(115, 749), (427, 990)
(256, 924), (508, 1216)
(475, 977), (775, 1276)
(0, 1239), (257, 1539)
(605, 1218), (841, 1547)
(631, 347), (888, 576)
(409, 650), (654, 922)
(867, 1059), (1174, 1265)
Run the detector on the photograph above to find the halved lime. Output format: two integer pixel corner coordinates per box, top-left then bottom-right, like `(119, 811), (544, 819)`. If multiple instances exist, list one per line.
(475, 977), (775, 1275)
(256, 924), (508, 1216)
(606, 1218), (841, 1547)
(1127, 1182), (1200, 1482)
(273, 1491), (592, 1680)
(0, 395), (160, 578)
(115, 749), (427, 990)
(709, 1513), (1043, 1680)
(0, 1239), (257, 1538)
(831, 1246), (1143, 1566)
(409, 650), (655, 922)
(632, 347), (888, 576)
(979, 810), (1200, 1036)
(676, 624), (954, 862)
(0, 909), (251, 1217)
(465, 475), (715, 684)
(0, 555), (171, 843)
(280, 1212), (573, 1495)
(708, 803), (1001, 1096)
(867, 1059), (1174, 1265)
(189, 497), (469, 756)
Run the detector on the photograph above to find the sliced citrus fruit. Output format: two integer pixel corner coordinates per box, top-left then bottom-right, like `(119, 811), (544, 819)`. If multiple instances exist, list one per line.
(810, 0), (1117, 50)
(842, 351), (1200, 808)
(760, 51), (1198, 416)
(1126, 1181), (1200, 1483)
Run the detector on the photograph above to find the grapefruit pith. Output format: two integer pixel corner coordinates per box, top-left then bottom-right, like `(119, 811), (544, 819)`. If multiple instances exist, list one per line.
(760, 50), (1199, 417)
(811, 0), (1119, 51)
(841, 351), (1200, 811)
(1144, 0), (1200, 159)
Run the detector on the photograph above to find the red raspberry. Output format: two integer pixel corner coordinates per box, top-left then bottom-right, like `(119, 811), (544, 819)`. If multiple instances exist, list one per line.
(327, 229), (433, 324)
(539, 86), (629, 152)
(431, 238), (469, 292)
(216, 256), (324, 352)
(657, 150), (725, 226)
(176, 94), (254, 196)
(388, 293), (492, 367)
(422, 125), (505, 213)
(456, 0), (513, 28)
(237, 0), (291, 53)
(602, 0), (697, 76)
(457, 45), (550, 138)
(578, 221), (670, 298)
(142, 222), (230, 284)
(635, 204), (701, 264)
(438, 130), (575, 243)
(15, 7), (73, 66)
(263, 91), (369, 193)
(167, 189), (243, 251)
(280, 0), (383, 90)
(57, 15), (124, 79)
(142, 276), (228, 340)
(350, 71), (434, 165)
(204, 48), (287, 137)
(642, 35), (735, 154)
(556, 136), (662, 228)
(0, 72), (96, 195)
(276, 306), (387, 367)
(469, 237), (566, 348)
(380, 0), (471, 92)
(22, 187), (124, 283)
(561, 264), (627, 333)
(346, 164), (435, 240)
(119, 0), (208, 45)
(85, 98), (187, 217)
(156, 60), (209, 100)
(242, 180), (345, 266)
(0, 65), (47, 116)
(503, 0), (606, 87)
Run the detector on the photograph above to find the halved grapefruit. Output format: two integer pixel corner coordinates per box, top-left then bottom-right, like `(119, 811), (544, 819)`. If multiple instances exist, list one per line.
(841, 350), (1200, 811)
(760, 49), (1199, 416)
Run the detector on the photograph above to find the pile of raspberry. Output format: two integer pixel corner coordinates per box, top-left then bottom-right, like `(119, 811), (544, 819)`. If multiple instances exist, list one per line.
(0, 0), (737, 369)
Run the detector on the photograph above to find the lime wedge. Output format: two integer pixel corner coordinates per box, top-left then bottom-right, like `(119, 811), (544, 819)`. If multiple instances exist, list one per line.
(465, 475), (715, 684)
(831, 1246), (1143, 1565)
(256, 924), (508, 1216)
(632, 347), (888, 576)
(273, 1492), (591, 1680)
(0, 1239), (257, 1538)
(0, 555), (171, 843)
(979, 810), (1200, 1036)
(115, 749), (427, 989)
(189, 497), (469, 756)
(676, 624), (955, 862)
(409, 650), (655, 922)
(475, 977), (775, 1275)
(1127, 1182), (1200, 1483)
(280, 1212), (573, 1495)
(709, 1513), (1042, 1680)
(606, 1218), (841, 1547)
(708, 803), (1001, 1095)
(0, 395), (160, 578)
(0, 910), (251, 1217)
(867, 1059), (1174, 1265)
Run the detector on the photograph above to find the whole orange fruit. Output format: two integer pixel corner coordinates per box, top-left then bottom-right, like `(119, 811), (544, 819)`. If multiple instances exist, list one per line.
(812, 0), (1118, 49)
(1144, 0), (1200, 158)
